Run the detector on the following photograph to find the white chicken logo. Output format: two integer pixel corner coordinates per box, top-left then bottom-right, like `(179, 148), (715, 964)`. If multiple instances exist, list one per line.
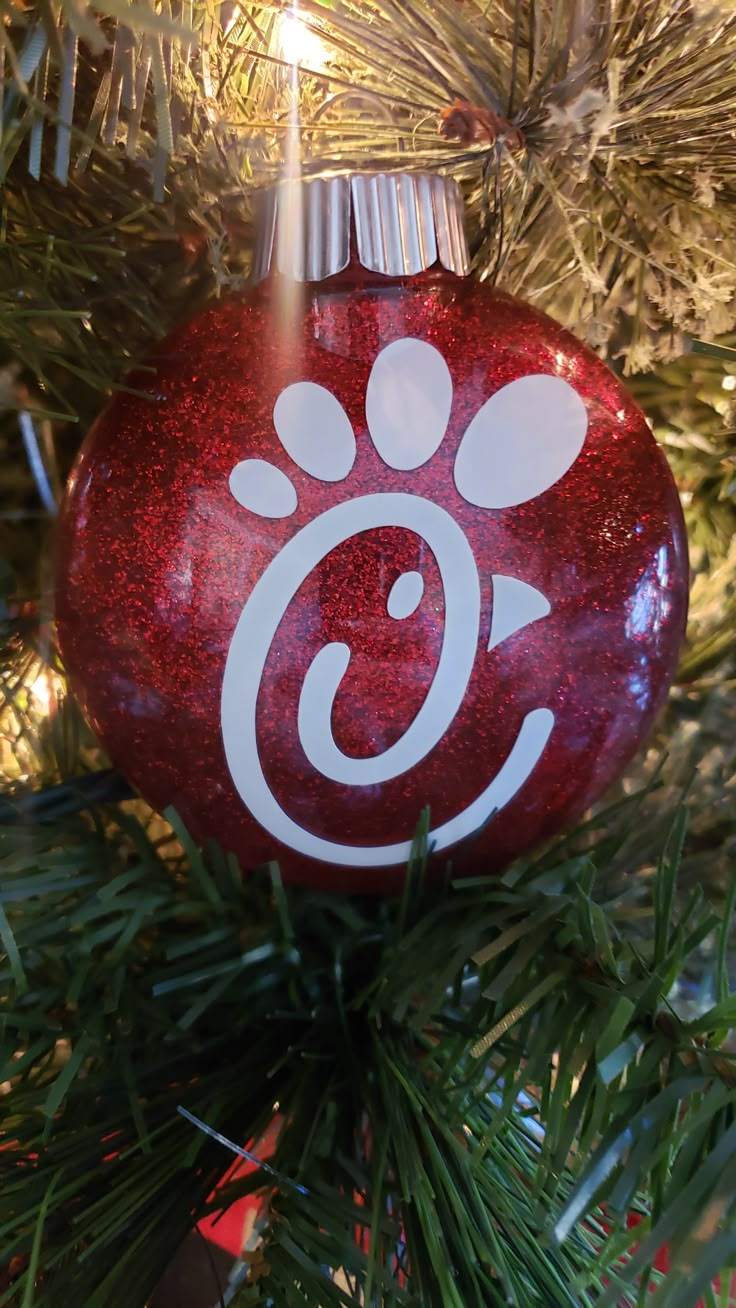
(221, 338), (588, 867)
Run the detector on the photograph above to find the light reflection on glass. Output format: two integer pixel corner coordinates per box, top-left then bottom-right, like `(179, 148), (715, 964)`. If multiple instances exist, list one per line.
(625, 546), (672, 643)
(624, 545), (674, 711)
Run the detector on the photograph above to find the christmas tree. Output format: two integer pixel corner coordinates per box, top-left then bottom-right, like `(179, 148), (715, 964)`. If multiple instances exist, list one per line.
(2, 1), (736, 1305)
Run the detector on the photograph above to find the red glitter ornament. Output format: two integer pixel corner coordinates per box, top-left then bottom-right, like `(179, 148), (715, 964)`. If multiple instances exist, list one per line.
(55, 173), (688, 893)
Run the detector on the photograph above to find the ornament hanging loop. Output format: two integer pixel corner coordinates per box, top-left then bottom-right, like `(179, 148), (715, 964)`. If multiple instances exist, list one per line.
(305, 89), (407, 159)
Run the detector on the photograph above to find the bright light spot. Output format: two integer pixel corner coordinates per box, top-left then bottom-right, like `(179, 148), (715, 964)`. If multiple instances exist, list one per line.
(1, 662), (64, 786)
(722, 373), (736, 391)
(277, 11), (328, 69)
(30, 671), (54, 711)
(28, 666), (63, 715)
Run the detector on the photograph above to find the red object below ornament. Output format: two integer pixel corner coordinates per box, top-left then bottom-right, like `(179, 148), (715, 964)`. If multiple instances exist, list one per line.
(56, 236), (687, 893)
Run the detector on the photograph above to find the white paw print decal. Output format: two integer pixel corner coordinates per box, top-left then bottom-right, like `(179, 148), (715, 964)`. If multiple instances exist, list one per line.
(221, 338), (588, 868)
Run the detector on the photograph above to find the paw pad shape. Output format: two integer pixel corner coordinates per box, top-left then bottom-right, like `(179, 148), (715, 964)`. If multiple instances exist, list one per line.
(228, 337), (588, 517)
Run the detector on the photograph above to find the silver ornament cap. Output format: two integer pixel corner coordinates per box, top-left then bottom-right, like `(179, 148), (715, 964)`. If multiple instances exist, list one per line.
(252, 171), (471, 283)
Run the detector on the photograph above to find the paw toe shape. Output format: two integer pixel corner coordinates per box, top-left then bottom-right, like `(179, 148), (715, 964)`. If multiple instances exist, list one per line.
(274, 381), (356, 482)
(366, 338), (453, 470)
(229, 459), (297, 518)
(454, 374), (587, 509)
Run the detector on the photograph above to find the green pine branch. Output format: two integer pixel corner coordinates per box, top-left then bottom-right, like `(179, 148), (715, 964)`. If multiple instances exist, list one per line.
(0, 782), (734, 1307)
(4, 0), (736, 419)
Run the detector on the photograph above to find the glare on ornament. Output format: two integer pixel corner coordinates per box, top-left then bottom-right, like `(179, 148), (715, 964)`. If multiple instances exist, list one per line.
(276, 10), (328, 70)
(721, 373), (736, 391)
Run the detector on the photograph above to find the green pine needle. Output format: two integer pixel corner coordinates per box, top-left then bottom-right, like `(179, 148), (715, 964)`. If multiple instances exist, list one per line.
(0, 789), (734, 1307)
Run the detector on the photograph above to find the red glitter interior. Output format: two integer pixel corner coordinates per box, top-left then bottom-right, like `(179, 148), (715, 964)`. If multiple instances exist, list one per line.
(55, 267), (688, 893)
